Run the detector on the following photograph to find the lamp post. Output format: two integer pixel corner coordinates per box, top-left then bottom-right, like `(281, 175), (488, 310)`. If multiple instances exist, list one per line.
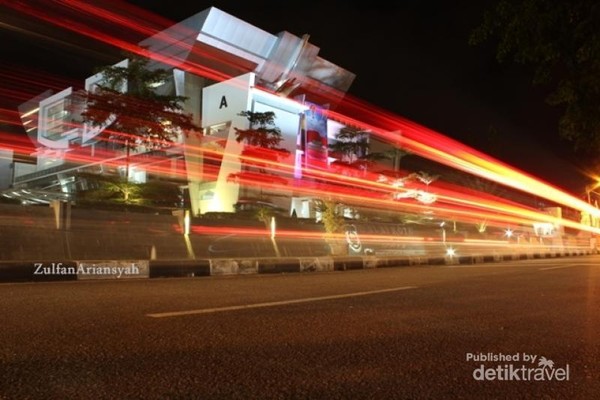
(585, 182), (600, 204)
(584, 182), (600, 230)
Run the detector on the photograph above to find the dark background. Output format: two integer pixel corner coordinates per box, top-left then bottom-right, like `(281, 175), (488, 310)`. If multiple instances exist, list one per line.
(0, 0), (588, 195)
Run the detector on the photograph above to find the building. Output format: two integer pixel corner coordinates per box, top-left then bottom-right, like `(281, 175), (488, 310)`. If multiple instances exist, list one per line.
(9, 6), (376, 216)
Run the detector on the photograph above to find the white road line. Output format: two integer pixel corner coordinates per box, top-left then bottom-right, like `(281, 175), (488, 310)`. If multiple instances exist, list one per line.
(147, 286), (418, 318)
(539, 265), (575, 271)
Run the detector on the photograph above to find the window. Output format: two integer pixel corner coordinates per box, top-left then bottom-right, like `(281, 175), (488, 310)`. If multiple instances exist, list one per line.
(43, 99), (71, 140)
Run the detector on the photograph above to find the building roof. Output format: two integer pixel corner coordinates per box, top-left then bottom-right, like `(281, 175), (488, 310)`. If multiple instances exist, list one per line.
(139, 7), (355, 103)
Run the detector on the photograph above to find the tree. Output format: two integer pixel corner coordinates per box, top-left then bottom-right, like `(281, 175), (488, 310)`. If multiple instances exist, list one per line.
(76, 173), (142, 204)
(234, 111), (287, 151)
(102, 180), (142, 203)
(77, 172), (181, 206)
(314, 199), (347, 255)
(470, 0), (600, 155)
(329, 126), (395, 173)
(329, 126), (370, 169)
(230, 111), (290, 197)
(314, 200), (345, 236)
(81, 53), (200, 180)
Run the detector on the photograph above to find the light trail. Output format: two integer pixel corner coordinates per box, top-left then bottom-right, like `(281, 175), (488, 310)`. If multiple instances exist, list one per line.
(0, 3), (582, 216)
(2, 1), (599, 245)
(3, 122), (597, 236)
(327, 101), (600, 219)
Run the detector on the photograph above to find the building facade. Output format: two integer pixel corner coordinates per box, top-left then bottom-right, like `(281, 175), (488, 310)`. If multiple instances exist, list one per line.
(10, 6), (365, 215)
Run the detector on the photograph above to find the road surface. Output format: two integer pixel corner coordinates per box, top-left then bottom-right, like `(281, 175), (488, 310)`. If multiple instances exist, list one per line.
(1, 256), (598, 399)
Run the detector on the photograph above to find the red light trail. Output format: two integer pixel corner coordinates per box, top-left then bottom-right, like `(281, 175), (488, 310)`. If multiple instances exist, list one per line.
(2, 0), (599, 255)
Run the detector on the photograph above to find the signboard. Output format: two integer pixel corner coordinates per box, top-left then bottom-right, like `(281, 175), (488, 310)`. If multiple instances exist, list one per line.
(303, 103), (328, 170)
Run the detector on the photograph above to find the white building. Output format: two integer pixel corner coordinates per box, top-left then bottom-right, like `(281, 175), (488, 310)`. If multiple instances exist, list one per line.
(11, 7), (364, 214)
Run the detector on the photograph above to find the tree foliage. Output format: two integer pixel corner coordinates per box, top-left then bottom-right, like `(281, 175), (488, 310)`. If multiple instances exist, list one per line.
(470, 0), (600, 154)
(314, 199), (345, 237)
(81, 54), (199, 150)
(329, 126), (394, 172)
(234, 111), (288, 152)
(329, 126), (370, 167)
(230, 111), (289, 189)
(77, 173), (180, 206)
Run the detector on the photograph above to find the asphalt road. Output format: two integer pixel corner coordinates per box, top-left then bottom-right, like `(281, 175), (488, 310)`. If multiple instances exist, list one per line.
(1, 256), (599, 399)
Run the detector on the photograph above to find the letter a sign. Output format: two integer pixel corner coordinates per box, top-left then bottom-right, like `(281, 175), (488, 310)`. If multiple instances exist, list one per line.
(219, 95), (228, 109)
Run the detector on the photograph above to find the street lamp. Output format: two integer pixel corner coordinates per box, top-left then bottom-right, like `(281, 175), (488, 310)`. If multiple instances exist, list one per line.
(585, 181), (600, 204)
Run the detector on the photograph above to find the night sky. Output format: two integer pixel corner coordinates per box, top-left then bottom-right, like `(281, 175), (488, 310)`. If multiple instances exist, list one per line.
(0, 0), (589, 195)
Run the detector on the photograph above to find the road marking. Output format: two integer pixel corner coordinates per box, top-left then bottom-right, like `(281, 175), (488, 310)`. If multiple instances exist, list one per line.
(147, 286), (418, 318)
(539, 265), (575, 271)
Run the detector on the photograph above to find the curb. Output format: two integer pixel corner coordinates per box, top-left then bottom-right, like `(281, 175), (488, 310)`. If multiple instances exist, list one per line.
(149, 260), (210, 278)
(0, 250), (597, 283)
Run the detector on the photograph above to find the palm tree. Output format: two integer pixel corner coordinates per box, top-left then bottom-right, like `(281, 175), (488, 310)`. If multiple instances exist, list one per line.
(538, 356), (555, 369)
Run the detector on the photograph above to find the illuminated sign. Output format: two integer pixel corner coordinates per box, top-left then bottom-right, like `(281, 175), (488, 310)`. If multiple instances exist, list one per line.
(303, 103), (328, 170)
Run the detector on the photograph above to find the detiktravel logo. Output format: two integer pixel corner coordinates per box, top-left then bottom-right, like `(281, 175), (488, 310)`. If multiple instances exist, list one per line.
(466, 352), (570, 381)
